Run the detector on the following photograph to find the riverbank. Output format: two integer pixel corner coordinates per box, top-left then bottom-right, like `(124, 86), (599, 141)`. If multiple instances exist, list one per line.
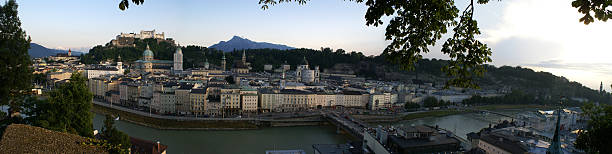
(401, 109), (470, 121)
(474, 104), (551, 110)
(92, 104), (259, 130)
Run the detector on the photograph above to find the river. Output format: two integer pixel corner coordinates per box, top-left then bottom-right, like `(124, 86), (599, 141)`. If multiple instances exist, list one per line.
(92, 113), (352, 154)
(387, 109), (522, 139)
(92, 109), (523, 154)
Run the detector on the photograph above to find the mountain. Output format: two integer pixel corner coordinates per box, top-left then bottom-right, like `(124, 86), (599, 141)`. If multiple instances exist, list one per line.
(28, 43), (83, 58)
(209, 36), (295, 52)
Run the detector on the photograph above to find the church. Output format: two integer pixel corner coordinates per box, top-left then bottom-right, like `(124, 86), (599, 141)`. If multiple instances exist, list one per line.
(134, 45), (180, 74)
(295, 56), (320, 83)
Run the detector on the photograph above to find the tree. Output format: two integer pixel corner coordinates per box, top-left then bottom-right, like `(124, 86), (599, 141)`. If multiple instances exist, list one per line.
(423, 96), (439, 108)
(24, 72), (94, 137)
(101, 114), (131, 154)
(404, 102), (420, 110)
(0, 0), (32, 118)
(225, 76), (235, 84)
(575, 103), (612, 153)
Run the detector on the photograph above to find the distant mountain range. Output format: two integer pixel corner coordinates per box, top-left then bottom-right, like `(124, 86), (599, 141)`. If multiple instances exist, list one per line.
(209, 36), (295, 52)
(28, 43), (84, 58)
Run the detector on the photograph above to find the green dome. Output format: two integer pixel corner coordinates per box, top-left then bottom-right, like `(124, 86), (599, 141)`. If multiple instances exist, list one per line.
(143, 45), (154, 57)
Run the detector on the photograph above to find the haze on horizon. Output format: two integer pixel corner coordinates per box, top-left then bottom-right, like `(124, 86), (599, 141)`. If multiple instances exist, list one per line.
(17, 0), (612, 91)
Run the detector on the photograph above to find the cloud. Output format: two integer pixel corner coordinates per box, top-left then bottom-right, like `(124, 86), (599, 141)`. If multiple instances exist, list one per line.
(489, 37), (562, 66)
(527, 60), (612, 75)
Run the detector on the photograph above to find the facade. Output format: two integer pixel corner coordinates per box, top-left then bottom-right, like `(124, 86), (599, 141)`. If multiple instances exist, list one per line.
(84, 60), (123, 79)
(173, 47), (183, 74)
(189, 89), (207, 116)
(241, 94), (258, 112)
(175, 86), (192, 115)
(111, 30), (175, 47)
(388, 125), (461, 154)
(232, 51), (250, 74)
(368, 92), (397, 110)
(295, 57), (320, 83)
(135, 45), (173, 74)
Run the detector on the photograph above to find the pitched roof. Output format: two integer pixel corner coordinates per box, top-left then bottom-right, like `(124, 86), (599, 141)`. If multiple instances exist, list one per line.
(0, 124), (107, 154)
(130, 137), (168, 154)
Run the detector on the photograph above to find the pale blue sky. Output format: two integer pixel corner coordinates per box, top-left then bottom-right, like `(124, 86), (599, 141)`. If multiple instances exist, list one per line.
(15, 0), (612, 91)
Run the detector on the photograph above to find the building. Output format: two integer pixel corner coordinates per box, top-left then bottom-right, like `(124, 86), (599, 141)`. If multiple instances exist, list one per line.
(232, 51), (250, 74)
(130, 137), (168, 154)
(48, 49), (79, 62)
(241, 93), (258, 112)
(388, 125), (461, 154)
(174, 85), (192, 115)
(189, 88), (207, 116)
(295, 57), (320, 83)
(173, 47), (183, 74)
(368, 92), (396, 110)
(111, 30), (175, 47)
(475, 132), (529, 154)
(134, 45), (173, 74)
(83, 60), (123, 79)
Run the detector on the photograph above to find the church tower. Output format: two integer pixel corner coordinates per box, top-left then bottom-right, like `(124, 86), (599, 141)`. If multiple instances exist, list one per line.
(242, 50), (246, 64)
(117, 55), (124, 74)
(221, 54), (226, 71)
(600, 82), (604, 93)
(173, 46), (183, 74)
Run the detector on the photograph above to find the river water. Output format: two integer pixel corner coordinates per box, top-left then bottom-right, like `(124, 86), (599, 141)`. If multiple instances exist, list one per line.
(92, 113), (352, 154)
(387, 109), (522, 139)
(92, 109), (523, 154)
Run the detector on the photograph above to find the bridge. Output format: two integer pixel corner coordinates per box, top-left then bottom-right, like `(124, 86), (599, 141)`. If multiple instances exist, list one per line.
(466, 108), (515, 119)
(323, 112), (367, 139)
(323, 112), (391, 154)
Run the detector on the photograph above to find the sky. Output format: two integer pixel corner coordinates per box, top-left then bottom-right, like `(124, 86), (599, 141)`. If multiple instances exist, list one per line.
(15, 0), (612, 91)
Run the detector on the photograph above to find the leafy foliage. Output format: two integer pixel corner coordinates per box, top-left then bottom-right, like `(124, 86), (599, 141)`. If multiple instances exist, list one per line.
(225, 76), (235, 84)
(575, 103), (612, 153)
(118, 0), (144, 10)
(404, 103), (420, 110)
(441, 1), (491, 89)
(0, 0), (32, 117)
(423, 96), (451, 108)
(24, 72), (94, 137)
(100, 114), (131, 154)
(81, 138), (129, 154)
(572, 0), (612, 24)
(461, 90), (589, 106)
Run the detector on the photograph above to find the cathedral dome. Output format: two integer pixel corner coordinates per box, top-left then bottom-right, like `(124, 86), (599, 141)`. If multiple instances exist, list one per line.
(143, 45), (154, 58)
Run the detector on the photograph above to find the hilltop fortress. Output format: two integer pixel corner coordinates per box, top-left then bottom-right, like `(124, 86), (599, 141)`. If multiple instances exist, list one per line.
(111, 30), (175, 47)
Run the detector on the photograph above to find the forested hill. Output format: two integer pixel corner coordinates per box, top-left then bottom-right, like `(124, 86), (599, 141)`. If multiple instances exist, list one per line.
(79, 39), (612, 104)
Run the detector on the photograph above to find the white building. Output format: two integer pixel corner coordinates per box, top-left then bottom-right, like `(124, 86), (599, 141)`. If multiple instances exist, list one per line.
(173, 47), (183, 74)
(84, 61), (123, 79)
(295, 57), (320, 83)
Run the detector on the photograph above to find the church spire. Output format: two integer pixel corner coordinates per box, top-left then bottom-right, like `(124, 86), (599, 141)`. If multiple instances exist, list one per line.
(547, 99), (563, 154)
(242, 50), (246, 64)
(600, 82), (603, 93)
(221, 53), (226, 71)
